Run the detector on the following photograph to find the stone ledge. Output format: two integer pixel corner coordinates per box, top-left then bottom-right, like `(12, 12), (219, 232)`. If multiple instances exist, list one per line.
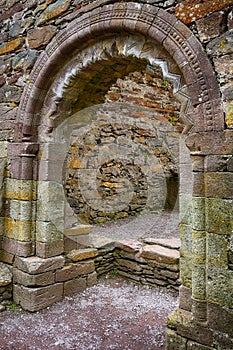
(67, 248), (98, 262)
(140, 244), (180, 264)
(14, 255), (65, 274)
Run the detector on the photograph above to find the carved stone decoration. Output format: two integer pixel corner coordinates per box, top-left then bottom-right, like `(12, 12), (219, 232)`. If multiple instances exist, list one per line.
(16, 2), (224, 141)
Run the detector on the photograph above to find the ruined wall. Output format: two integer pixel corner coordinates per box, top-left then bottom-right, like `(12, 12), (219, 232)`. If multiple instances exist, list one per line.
(64, 70), (182, 224)
(0, 1), (233, 349)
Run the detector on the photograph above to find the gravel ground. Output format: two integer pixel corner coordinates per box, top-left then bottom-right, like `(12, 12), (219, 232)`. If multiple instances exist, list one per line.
(92, 211), (179, 241)
(0, 276), (178, 350)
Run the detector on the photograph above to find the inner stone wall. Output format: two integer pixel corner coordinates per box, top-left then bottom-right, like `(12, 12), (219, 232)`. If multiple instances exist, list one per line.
(64, 70), (182, 224)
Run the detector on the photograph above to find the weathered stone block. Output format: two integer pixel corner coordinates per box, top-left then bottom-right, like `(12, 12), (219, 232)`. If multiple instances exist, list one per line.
(208, 302), (233, 338)
(0, 38), (23, 55)
(13, 268), (55, 287)
(27, 25), (57, 49)
(36, 0), (71, 26)
(192, 230), (206, 265)
(38, 160), (64, 181)
(14, 283), (63, 312)
(0, 249), (14, 264)
(207, 267), (233, 308)
(115, 258), (142, 272)
(142, 238), (181, 250)
(37, 181), (65, 222)
(115, 240), (142, 253)
(87, 271), (97, 287)
(196, 11), (225, 43)
(9, 199), (35, 222)
(205, 155), (232, 172)
(2, 237), (33, 257)
(4, 179), (36, 201)
(206, 198), (233, 235)
(63, 276), (86, 296)
(180, 224), (192, 255)
(166, 328), (187, 350)
(167, 309), (213, 347)
(67, 248), (98, 262)
(56, 261), (95, 282)
(4, 217), (33, 242)
(36, 220), (63, 243)
(64, 224), (93, 236)
(141, 245), (179, 265)
(192, 264), (206, 300)
(0, 263), (12, 287)
(14, 255), (65, 274)
(179, 285), (192, 312)
(192, 197), (205, 231)
(36, 240), (64, 258)
(205, 172), (233, 199)
(206, 30), (233, 57)
(180, 194), (193, 225)
(0, 141), (7, 158)
(207, 233), (228, 268)
(179, 255), (192, 289)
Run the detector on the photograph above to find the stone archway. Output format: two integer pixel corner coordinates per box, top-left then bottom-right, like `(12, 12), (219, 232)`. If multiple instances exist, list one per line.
(6, 2), (231, 349)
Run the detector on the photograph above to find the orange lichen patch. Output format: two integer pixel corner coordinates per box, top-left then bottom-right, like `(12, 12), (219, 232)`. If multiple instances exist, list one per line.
(69, 158), (84, 169)
(0, 38), (23, 55)
(225, 103), (233, 128)
(175, 0), (233, 24)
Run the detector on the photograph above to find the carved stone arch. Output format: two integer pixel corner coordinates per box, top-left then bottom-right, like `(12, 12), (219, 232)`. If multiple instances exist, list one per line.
(16, 1), (224, 141)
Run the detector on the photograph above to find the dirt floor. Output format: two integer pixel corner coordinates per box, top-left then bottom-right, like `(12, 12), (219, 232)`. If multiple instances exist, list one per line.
(0, 211), (180, 349)
(0, 275), (178, 350)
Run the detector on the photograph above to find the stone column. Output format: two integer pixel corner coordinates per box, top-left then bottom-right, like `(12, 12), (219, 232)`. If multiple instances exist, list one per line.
(191, 154), (207, 322)
(2, 143), (38, 258)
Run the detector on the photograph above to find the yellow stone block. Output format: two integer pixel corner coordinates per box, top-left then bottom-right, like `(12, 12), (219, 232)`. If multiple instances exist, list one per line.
(4, 179), (37, 201)
(225, 102), (233, 128)
(4, 218), (34, 242)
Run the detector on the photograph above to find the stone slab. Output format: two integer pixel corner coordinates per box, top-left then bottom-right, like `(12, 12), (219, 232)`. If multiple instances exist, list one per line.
(56, 261), (95, 282)
(63, 277), (86, 296)
(64, 225), (93, 236)
(14, 255), (65, 274)
(142, 238), (181, 250)
(67, 248), (98, 262)
(13, 268), (55, 287)
(14, 283), (63, 312)
(141, 245), (180, 265)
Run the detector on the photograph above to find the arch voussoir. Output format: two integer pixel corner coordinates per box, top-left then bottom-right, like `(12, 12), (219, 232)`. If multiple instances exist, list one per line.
(16, 1), (224, 140)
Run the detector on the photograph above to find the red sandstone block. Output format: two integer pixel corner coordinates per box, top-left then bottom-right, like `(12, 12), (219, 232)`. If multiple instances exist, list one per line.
(55, 261), (95, 282)
(14, 283), (63, 312)
(2, 237), (33, 257)
(36, 240), (64, 258)
(63, 276), (86, 296)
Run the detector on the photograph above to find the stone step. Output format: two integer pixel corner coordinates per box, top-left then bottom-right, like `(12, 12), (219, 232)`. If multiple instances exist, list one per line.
(141, 238), (181, 250)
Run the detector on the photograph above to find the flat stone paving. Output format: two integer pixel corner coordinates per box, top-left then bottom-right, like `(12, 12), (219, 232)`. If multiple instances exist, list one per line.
(0, 276), (178, 350)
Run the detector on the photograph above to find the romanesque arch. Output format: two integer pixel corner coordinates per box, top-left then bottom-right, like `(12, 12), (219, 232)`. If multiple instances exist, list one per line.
(15, 1), (224, 141)
(4, 2), (232, 349)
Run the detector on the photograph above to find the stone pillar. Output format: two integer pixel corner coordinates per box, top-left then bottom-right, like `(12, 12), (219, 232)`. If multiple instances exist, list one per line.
(2, 143), (38, 258)
(35, 142), (68, 258)
(191, 154), (207, 322)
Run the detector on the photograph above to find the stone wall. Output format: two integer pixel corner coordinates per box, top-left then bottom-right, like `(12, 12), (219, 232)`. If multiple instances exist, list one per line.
(64, 70), (182, 224)
(0, 1), (233, 349)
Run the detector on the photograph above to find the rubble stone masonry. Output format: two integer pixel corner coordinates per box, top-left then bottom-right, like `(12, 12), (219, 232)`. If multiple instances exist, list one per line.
(0, 1), (233, 350)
